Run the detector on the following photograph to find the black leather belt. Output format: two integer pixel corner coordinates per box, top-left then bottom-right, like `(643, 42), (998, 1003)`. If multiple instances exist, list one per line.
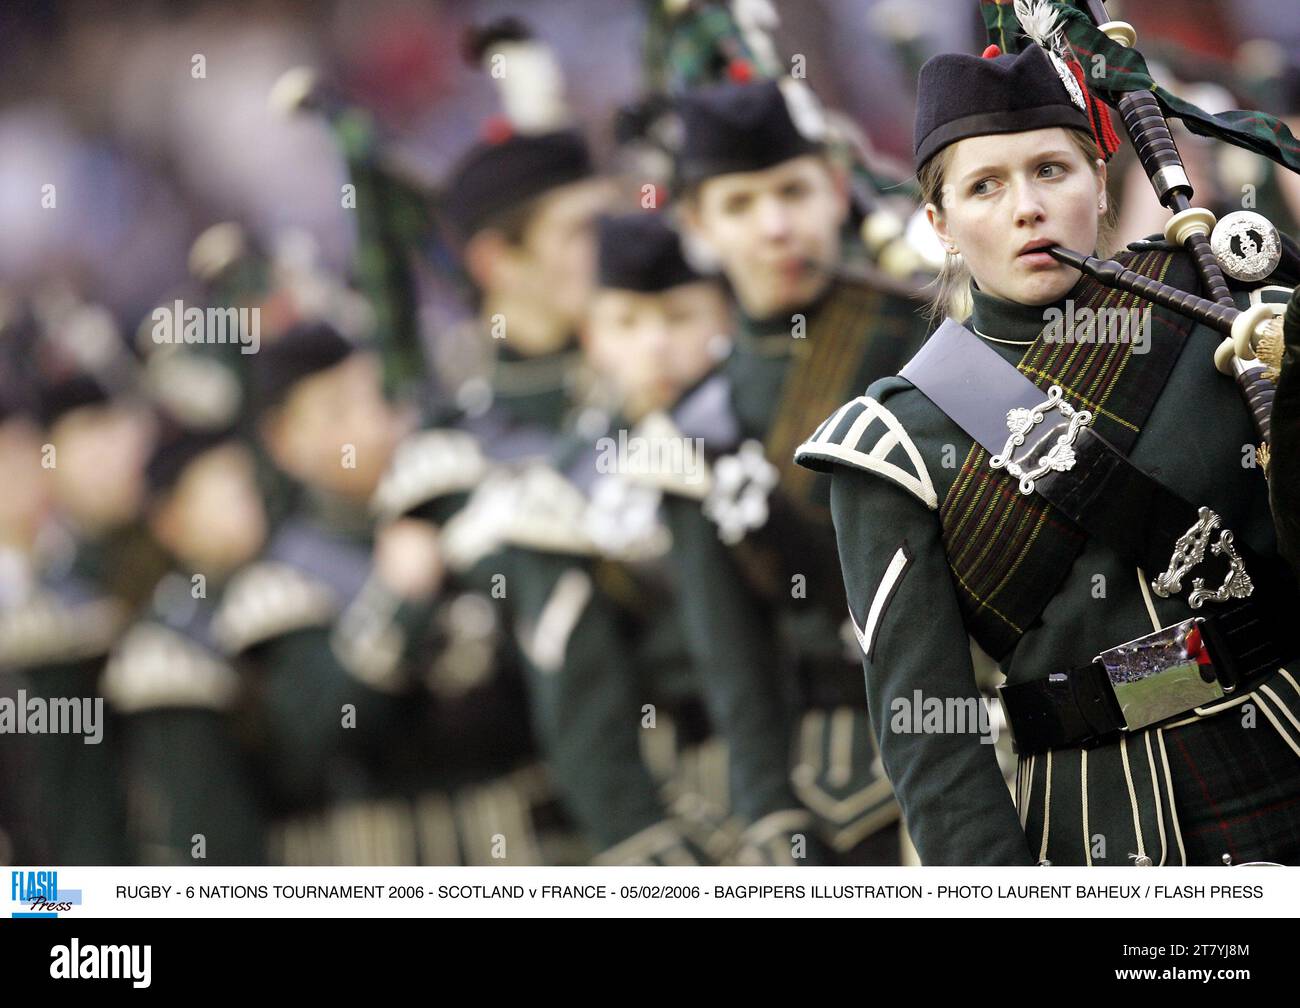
(999, 598), (1290, 754)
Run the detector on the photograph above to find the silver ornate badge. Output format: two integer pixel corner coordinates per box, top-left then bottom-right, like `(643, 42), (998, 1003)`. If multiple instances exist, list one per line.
(1048, 51), (1087, 113)
(703, 439), (780, 545)
(989, 385), (1093, 494)
(1150, 506), (1254, 608)
(1210, 210), (1282, 283)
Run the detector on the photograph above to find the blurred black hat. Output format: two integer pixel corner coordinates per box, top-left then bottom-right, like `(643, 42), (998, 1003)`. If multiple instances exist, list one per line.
(251, 320), (356, 416)
(441, 129), (593, 242)
(36, 373), (112, 429)
(675, 79), (821, 188)
(597, 213), (701, 293)
(145, 425), (239, 499)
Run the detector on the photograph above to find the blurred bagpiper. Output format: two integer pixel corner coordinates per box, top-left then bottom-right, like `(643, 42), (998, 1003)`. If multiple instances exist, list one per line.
(217, 323), (548, 868)
(103, 419), (269, 865)
(366, 21), (728, 865)
(662, 72), (932, 862)
(562, 209), (815, 861)
(278, 18), (722, 863)
(0, 300), (168, 864)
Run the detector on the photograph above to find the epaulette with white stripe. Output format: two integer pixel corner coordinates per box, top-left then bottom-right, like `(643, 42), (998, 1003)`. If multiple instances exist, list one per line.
(102, 622), (239, 713)
(0, 591), (126, 667)
(441, 464), (597, 573)
(793, 395), (938, 510)
(371, 429), (487, 522)
(211, 561), (338, 656)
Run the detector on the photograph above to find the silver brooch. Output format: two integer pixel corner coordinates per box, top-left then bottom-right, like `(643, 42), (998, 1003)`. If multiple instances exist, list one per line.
(1150, 506), (1254, 608)
(703, 440), (780, 545)
(1210, 210), (1282, 283)
(989, 385), (1093, 494)
(1048, 52), (1087, 113)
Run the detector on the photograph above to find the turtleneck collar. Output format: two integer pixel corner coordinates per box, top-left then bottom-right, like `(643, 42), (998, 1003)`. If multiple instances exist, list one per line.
(967, 275), (1090, 347)
(737, 277), (840, 349)
(302, 486), (376, 543)
(741, 305), (801, 340)
(490, 342), (578, 430)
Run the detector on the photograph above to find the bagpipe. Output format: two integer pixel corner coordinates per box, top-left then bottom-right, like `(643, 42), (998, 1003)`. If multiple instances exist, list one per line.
(267, 65), (442, 404)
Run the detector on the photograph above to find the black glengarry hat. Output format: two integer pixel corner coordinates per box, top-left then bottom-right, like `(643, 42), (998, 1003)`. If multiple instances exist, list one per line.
(251, 320), (356, 416)
(37, 373), (112, 428)
(676, 79), (821, 187)
(146, 425), (240, 498)
(441, 128), (593, 241)
(597, 214), (701, 293)
(914, 44), (1091, 170)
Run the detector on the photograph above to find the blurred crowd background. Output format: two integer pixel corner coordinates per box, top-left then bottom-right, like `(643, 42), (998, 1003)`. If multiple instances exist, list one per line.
(4, 0), (1294, 319)
(2, 0), (1299, 868)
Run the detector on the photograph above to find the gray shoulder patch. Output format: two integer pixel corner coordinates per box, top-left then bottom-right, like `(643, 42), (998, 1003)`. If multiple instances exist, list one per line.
(372, 428), (486, 521)
(211, 561), (338, 655)
(793, 396), (938, 509)
(103, 622), (239, 712)
(0, 591), (126, 667)
(671, 372), (740, 453)
(441, 464), (598, 572)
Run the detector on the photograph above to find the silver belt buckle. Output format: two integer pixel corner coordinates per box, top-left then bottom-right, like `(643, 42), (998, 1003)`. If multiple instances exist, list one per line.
(989, 385), (1093, 495)
(1095, 617), (1226, 731)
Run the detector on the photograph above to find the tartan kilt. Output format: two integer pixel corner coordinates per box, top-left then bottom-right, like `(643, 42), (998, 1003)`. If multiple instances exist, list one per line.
(1164, 701), (1300, 866)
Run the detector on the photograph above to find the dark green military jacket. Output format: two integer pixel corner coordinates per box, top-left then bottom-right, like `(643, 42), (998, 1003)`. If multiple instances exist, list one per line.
(0, 524), (166, 864)
(0, 581), (128, 865)
(551, 405), (813, 863)
(212, 495), (457, 864)
(797, 242), (1300, 865)
(103, 569), (266, 865)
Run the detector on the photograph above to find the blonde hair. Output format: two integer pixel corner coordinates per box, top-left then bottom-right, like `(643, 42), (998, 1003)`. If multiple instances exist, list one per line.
(917, 129), (1118, 323)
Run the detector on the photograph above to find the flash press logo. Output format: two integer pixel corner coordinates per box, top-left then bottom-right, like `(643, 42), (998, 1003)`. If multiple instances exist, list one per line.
(10, 870), (80, 917)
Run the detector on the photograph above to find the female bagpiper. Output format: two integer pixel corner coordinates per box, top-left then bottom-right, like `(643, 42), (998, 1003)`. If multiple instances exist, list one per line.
(796, 36), (1300, 865)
